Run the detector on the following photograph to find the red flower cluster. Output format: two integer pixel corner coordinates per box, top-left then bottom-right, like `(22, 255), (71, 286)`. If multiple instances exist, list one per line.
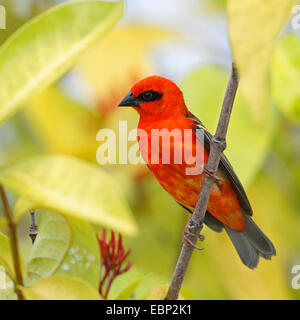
(97, 229), (133, 299)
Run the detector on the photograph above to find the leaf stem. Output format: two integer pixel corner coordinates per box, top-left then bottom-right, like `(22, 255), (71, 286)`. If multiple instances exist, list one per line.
(0, 185), (24, 300)
(165, 63), (239, 300)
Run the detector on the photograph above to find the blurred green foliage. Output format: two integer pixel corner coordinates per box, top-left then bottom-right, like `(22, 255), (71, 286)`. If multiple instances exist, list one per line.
(272, 34), (300, 122)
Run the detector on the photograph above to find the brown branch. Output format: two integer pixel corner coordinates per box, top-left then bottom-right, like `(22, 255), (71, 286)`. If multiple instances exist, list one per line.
(166, 63), (239, 300)
(0, 186), (25, 300)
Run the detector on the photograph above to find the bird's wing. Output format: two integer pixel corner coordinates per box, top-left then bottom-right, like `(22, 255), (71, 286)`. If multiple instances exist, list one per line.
(185, 113), (253, 216)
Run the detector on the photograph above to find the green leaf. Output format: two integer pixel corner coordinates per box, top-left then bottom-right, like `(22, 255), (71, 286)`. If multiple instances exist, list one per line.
(0, 0), (123, 124)
(0, 232), (17, 300)
(59, 217), (100, 289)
(2, 155), (137, 236)
(26, 211), (100, 289)
(26, 212), (69, 285)
(181, 66), (278, 185)
(271, 34), (300, 122)
(108, 268), (148, 300)
(108, 265), (166, 300)
(115, 277), (145, 300)
(227, 0), (296, 119)
(0, 231), (14, 278)
(21, 275), (101, 300)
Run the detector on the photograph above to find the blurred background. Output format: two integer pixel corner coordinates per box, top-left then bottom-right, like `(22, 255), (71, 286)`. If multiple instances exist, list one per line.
(0, 0), (299, 299)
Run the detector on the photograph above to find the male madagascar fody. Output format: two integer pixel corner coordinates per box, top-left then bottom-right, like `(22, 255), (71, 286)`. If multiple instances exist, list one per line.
(119, 75), (276, 269)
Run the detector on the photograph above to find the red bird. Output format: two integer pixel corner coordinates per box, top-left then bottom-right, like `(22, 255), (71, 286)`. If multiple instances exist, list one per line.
(119, 75), (276, 269)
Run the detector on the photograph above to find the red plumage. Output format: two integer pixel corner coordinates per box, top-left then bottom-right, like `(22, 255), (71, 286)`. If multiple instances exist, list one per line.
(119, 75), (276, 268)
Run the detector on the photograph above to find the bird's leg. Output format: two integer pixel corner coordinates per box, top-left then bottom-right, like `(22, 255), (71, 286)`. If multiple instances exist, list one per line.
(182, 218), (204, 250)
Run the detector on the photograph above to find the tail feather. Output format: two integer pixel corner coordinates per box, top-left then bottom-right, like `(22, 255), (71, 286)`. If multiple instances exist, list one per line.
(224, 225), (259, 269)
(223, 216), (276, 269)
(200, 210), (276, 269)
(244, 215), (276, 258)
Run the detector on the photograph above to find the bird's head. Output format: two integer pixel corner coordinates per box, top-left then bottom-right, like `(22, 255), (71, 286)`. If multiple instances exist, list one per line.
(118, 76), (187, 117)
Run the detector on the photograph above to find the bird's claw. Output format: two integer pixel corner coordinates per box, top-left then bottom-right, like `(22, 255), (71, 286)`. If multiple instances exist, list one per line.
(182, 234), (203, 250)
(198, 234), (205, 241)
(182, 229), (204, 250)
(204, 165), (222, 182)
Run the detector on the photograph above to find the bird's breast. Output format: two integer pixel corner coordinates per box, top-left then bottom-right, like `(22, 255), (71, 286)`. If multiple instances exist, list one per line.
(137, 123), (206, 207)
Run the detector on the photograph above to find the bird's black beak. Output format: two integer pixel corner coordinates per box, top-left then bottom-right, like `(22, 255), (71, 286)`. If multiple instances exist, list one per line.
(118, 91), (140, 107)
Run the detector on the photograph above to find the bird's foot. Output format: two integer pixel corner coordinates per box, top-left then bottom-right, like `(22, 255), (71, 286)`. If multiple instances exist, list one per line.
(182, 224), (204, 250)
(182, 234), (203, 250)
(204, 165), (222, 182)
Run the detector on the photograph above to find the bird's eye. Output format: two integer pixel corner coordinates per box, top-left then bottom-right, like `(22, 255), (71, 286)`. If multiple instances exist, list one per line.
(138, 90), (163, 102)
(142, 91), (154, 101)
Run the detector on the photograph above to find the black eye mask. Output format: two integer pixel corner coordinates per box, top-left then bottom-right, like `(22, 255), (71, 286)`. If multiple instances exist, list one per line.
(138, 90), (163, 102)
(119, 90), (163, 107)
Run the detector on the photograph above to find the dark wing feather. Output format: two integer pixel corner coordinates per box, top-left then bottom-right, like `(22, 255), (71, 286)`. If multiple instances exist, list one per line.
(186, 113), (252, 216)
(176, 202), (224, 233)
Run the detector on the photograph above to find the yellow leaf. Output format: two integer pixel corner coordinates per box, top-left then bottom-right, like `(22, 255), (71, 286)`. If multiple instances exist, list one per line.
(227, 0), (296, 120)
(147, 284), (184, 300)
(0, 155), (138, 236)
(21, 275), (101, 300)
(0, 0), (124, 124)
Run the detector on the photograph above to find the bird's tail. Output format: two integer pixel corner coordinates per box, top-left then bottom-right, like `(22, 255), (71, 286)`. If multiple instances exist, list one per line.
(224, 215), (276, 269)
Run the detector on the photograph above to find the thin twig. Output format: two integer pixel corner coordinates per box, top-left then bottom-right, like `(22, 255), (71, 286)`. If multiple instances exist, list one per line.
(166, 63), (239, 300)
(29, 210), (38, 244)
(0, 185), (24, 300)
